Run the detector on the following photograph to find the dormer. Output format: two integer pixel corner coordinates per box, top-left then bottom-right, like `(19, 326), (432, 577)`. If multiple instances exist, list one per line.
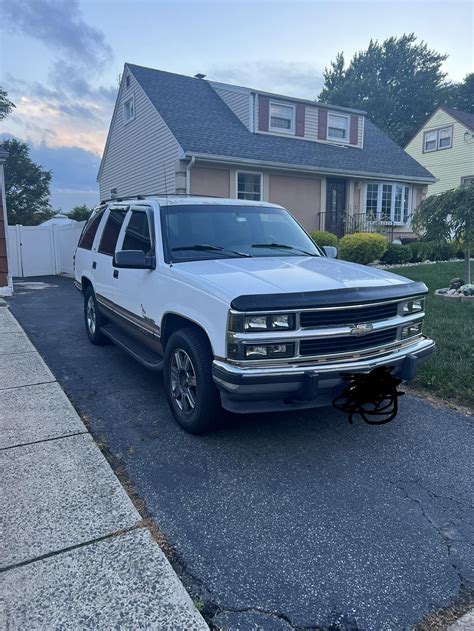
(209, 80), (364, 149)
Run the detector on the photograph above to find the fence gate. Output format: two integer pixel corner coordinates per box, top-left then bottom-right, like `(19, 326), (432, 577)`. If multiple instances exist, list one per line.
(7, 222), (85, 278)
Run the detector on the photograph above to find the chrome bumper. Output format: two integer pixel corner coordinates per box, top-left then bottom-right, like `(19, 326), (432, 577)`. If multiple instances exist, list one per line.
(212, 337), (436, 413)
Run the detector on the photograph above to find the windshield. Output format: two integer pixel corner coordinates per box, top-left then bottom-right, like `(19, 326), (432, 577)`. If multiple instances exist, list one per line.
(162, 204), (322, 262)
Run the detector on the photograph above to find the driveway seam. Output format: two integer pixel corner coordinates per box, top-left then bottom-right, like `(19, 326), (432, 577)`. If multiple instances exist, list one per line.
(0, 430), (89, 451)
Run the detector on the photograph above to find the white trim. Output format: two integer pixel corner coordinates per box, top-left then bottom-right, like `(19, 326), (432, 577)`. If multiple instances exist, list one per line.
(235, 171), (263, 201)
(269, 101), (295, 135)
(327, 112), (350, 143)
(123, 93), (135, 125)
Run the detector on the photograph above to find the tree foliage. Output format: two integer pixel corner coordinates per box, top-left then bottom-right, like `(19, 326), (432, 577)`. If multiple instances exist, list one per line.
(451, 73), (474, 114)
(318, 34), (453, 146)
(0, 86), (15, 120)
(68, 205), (93, 222)
(412, 184), (473, 283)
(3, 139), (54, 226)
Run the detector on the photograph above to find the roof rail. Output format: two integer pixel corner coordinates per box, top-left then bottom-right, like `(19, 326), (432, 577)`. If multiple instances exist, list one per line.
(99, 193), (225, 204)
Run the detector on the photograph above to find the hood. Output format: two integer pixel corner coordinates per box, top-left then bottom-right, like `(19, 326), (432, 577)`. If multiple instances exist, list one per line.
(173, 256), (426, 310)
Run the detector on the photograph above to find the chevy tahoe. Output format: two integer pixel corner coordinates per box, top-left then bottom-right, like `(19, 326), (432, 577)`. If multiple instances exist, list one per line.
(74, 196), (435, 433)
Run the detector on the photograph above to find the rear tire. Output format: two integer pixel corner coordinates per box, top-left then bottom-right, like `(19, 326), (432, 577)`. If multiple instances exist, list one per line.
(164, 327), (223, 433)
(84, 286), (109, 345)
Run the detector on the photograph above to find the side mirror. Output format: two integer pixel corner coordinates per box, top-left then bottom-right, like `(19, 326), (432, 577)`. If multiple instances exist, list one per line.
(114, 250), (154, 269)
(323, 246), (337, 259)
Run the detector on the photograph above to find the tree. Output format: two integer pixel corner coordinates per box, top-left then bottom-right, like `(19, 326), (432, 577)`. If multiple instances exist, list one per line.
(318, 35), (452, 146)
(3, 139), (53, 225)
(412, 184), (473, 284)
(68, 205), (93, 222)
(451, 73), (474, 113)
(0, 86), (15, 120)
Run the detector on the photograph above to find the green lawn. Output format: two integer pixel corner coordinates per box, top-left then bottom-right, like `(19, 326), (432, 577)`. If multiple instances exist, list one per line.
(391, 261), (473, 410)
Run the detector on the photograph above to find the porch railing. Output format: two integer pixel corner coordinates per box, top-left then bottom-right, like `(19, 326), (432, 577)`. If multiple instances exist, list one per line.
(317, 211), (396, 242)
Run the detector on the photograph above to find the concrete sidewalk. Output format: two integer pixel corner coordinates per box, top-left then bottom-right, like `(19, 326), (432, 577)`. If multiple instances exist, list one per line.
(0, 300), (208, 630)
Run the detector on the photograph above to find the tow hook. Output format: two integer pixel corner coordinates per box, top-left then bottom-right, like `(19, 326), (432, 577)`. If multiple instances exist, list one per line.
(333, 366), (404, 425)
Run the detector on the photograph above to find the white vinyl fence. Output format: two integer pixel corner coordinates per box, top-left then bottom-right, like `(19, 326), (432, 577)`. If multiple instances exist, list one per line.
(7, 222), (85, 277)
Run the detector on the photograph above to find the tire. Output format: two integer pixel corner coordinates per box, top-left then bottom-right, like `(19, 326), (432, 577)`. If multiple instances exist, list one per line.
(84, 286), (109, 345)
(164, 327), (223, 433)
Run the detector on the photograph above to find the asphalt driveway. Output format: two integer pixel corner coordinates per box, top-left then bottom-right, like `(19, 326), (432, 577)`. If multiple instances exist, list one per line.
(7, 276), (473, 631)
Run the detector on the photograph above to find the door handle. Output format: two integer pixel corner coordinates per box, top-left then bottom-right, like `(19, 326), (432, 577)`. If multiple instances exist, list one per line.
(92, 261), (97, 269)
(113, 270), (119, 279)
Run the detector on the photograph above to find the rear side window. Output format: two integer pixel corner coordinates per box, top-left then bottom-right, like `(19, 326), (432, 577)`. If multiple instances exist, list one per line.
(77, 210), (104, 250)
(98, 208), (128, 256)
(122, 211), (152, 253)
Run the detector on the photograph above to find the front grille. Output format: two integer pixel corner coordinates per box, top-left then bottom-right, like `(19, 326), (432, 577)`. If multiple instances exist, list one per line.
(299, 328), (398, 357)
(300, 302), (398, 328)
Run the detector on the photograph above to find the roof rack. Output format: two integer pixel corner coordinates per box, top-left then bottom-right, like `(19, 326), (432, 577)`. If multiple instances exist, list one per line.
(99, 193), (225, 204)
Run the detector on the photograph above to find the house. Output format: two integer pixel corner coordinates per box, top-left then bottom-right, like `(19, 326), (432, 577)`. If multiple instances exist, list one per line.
(0, 146), (12, 296)
(98, 64), (435, 240)
(405, 106), (474, 196)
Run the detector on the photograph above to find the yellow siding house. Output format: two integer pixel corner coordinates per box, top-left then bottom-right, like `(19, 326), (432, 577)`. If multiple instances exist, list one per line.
(405, 106), (474, 196)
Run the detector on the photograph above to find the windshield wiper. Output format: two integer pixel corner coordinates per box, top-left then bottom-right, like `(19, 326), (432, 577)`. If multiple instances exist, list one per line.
(171, 244), (251, 257)
(251, 243), (318, 256)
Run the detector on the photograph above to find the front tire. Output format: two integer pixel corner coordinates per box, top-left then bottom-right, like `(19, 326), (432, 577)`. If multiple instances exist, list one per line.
(84, 286), (109, 345)
(164, 328), (223, 433)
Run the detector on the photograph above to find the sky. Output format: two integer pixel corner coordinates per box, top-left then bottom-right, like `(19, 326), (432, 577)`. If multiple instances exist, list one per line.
(0, 0), (473, 211)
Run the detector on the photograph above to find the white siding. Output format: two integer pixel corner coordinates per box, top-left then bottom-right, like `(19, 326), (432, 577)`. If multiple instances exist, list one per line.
(304, 107), (319, 141)
(213, 87), (250, 128)
(99, 70), (181, 201)
(358, 116), (364, 147)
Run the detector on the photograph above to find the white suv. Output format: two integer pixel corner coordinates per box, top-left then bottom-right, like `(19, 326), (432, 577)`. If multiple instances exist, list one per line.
(74, 196), (435, 433)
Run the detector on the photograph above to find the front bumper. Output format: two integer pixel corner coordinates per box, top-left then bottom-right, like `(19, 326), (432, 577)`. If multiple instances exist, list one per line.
(212, 337), (436, 413)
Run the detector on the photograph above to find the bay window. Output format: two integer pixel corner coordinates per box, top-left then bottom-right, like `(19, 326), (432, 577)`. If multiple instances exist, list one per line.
(364, 183), (411, 224)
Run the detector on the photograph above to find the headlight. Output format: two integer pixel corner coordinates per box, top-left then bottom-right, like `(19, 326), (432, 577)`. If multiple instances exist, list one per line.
(228, 313), (295, 332)
(244, 343), (295, 359)
(401, 321), (423, 339)
(401, 298), (424, 315)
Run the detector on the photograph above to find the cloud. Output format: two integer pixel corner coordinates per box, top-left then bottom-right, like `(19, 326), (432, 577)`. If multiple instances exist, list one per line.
(210, 60), (324, 100)
(1, 0), (112, 69)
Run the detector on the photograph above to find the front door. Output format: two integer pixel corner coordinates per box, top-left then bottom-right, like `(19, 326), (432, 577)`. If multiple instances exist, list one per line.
(326, 178), (347, 237)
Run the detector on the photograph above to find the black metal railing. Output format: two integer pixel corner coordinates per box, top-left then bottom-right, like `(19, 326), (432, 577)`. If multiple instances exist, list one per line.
(317, 211), (396, 242)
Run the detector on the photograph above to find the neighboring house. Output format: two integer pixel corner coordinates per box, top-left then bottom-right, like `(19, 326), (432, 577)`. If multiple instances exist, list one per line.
(405, 106), (474, 196)
(98, 63), (435, 240)
(0, 146), (12, 296)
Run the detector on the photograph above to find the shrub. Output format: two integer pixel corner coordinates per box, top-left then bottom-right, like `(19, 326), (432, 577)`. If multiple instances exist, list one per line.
(338, 233), (387, 265)
(381, 243), (412, 265)
(407, 241), (424, 262)
(310, 230), (338, 248)
(418, 241), (457, 261)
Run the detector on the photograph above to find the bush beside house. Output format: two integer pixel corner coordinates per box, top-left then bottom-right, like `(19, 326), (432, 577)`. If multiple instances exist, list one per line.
(310, 231), (339, 248)
(338, 233), (387, 265)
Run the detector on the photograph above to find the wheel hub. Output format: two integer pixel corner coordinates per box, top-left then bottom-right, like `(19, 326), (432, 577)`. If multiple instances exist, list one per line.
(170, 349), (197, 415)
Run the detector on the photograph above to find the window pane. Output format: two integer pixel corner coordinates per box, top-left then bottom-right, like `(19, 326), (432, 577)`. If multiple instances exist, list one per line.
(366, 184), (378, 220)
(381, 184), (392, 220)
(394, 186), (403, 223)
(237, 173), (261, 201)
(78, 209), (104, 250)
(424, 131), (437, 151)
(122, 211), (152, 253)
(270, 104), (293, 131)
(438, 127), (452, 148)
(328, 114), (348, 140)
(271, 116), (291, 129)
(98, 209), (127, 255)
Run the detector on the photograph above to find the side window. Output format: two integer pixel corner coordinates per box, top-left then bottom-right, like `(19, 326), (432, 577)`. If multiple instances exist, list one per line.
(98, 208), (127, 256)
(122, 211), (152, 253)
(77, 209), (104, 250)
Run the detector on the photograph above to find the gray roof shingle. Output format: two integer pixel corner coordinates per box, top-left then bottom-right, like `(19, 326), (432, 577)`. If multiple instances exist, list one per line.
(127, 64), (435, 182)
(442, 106), (474, 131)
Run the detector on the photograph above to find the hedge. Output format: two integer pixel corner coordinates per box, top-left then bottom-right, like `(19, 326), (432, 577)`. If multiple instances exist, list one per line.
(310, 230), (338, 248)
(407, 241), (459, 263)
(381, 243), (412, 265)
(338, 233), (387, 265)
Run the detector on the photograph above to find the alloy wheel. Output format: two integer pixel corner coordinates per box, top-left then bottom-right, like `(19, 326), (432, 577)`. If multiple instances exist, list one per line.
(170, 348), (197, 415)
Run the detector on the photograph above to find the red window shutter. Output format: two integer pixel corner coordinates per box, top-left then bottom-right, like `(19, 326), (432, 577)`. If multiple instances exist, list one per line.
(318, 108), (327, 139)
(295, 104), (305, 136)
(350, 115), (359, 144)
(259, 96), (269, 131)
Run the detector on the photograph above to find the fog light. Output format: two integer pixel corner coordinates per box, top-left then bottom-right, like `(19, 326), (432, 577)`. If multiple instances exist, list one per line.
(401, 321), (423, 339)
(245, 345), (269, 358)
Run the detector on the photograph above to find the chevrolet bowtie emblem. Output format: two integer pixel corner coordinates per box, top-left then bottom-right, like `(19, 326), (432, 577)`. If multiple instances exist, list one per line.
(350, 323), (374, 336)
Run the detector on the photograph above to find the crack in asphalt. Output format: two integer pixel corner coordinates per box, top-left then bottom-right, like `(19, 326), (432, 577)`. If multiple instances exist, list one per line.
(388, 479), (472, 591)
